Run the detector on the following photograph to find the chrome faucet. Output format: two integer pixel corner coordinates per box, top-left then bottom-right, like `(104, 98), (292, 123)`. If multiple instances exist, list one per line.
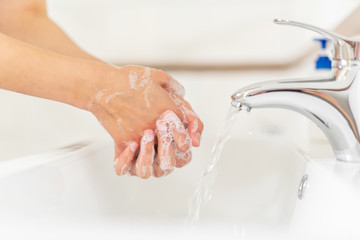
(231, 19), (360, 162)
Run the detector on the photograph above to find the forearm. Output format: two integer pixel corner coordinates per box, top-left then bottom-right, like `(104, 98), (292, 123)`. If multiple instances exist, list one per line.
(0, 0), (99, 61)
(0, 32), (102, 109)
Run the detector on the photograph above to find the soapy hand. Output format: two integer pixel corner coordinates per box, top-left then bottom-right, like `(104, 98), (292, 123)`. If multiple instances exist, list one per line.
(87, 65), (203, 178)
(0, 1), (202, 179)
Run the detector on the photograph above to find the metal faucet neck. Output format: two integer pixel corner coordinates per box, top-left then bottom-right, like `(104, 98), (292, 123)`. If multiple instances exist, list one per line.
(231, 19), (360, 162)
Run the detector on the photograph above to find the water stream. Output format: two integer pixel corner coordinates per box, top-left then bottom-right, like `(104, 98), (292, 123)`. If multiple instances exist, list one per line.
(188, 106), (241, 223)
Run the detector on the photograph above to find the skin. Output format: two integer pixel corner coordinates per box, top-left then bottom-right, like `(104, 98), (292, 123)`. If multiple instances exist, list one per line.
(0, 0), (204, 178)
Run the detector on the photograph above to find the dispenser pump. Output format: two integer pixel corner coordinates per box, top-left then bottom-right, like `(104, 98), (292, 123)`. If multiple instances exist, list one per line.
(314, 38), (331, 70)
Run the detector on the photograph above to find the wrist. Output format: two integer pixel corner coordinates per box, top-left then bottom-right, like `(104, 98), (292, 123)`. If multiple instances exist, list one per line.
(62, 59), (110, 111)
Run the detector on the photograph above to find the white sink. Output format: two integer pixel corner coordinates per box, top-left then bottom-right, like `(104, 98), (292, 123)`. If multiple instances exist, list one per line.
(1, 135), (359, 239)
(1, 70), (360, 239)
(0, 136), (304, 239)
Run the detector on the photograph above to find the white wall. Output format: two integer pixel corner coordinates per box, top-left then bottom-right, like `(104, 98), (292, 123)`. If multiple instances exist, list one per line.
(47, 0), (359, 65)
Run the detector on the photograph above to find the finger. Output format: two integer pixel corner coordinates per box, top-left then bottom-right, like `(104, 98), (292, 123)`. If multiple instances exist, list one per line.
(135, 129), (155, 179)
(114, 141), (139, 176)
(129, 160), (137, 176)
(156, 119), (176, 173)
(167, 93), (204, 146)
(114, 144), (121, 167)
(179, 102), (204, 147)
(175, 150), (192, 168)
(152, 155), (165, 177)
(161, 110), (191, 152)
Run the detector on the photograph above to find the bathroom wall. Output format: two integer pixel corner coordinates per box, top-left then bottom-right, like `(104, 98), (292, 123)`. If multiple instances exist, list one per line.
(47, 0), (358, 66)
(47, 0), (354, 148)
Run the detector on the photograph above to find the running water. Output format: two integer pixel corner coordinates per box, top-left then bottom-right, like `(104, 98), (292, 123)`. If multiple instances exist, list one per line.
(188, 106), (241, 223)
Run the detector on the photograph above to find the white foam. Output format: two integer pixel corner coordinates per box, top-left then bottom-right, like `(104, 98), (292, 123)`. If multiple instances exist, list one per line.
(136, 131), (155, 177)
(159, 155), (173, 170)
(156, 120), (173, 171)
(191, 119), (199, 133)
(138, 67), (152, 88)
(129, 71), (139, 89)
(157, 111), (193, 169)
(87, 90), (104, 110)
(141, 132), (155, 143)
(105, 92), (124, 104)
(169, 78), (185, 97)
(129, 67), (152, 91)
(174, 142), (192, 162)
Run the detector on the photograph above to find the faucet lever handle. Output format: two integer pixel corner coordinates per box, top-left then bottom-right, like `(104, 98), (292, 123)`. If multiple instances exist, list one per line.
(274, 18), (360, 62)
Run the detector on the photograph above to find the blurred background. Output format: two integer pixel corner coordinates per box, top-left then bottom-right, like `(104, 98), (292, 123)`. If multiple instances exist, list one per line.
(1, 0), (360, 161)
(47, 0), (359, 67)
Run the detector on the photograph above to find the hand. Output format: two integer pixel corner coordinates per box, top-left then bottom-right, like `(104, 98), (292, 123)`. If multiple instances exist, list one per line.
(87, 65), (203, 178)
(116, 107), (202, 178)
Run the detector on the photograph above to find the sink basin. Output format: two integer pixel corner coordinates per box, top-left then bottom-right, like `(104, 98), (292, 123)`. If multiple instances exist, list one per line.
(0, 135), (308, 239)
(1, 135), (359, 239)
(1, 70), (360, 239)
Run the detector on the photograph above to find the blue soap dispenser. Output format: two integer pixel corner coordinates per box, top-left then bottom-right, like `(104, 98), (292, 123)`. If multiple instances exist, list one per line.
(314, 38), (331, 70)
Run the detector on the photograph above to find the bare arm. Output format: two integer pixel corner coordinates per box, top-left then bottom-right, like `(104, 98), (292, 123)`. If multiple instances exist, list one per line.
(0, 0), (204, 178)
(0, 32), (95, 108)
(0, 31), (203, 177)
(0, 0), (98, 60)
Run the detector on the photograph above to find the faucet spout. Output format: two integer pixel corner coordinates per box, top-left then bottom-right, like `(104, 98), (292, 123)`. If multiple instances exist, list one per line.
(231, 66), (360, 162)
